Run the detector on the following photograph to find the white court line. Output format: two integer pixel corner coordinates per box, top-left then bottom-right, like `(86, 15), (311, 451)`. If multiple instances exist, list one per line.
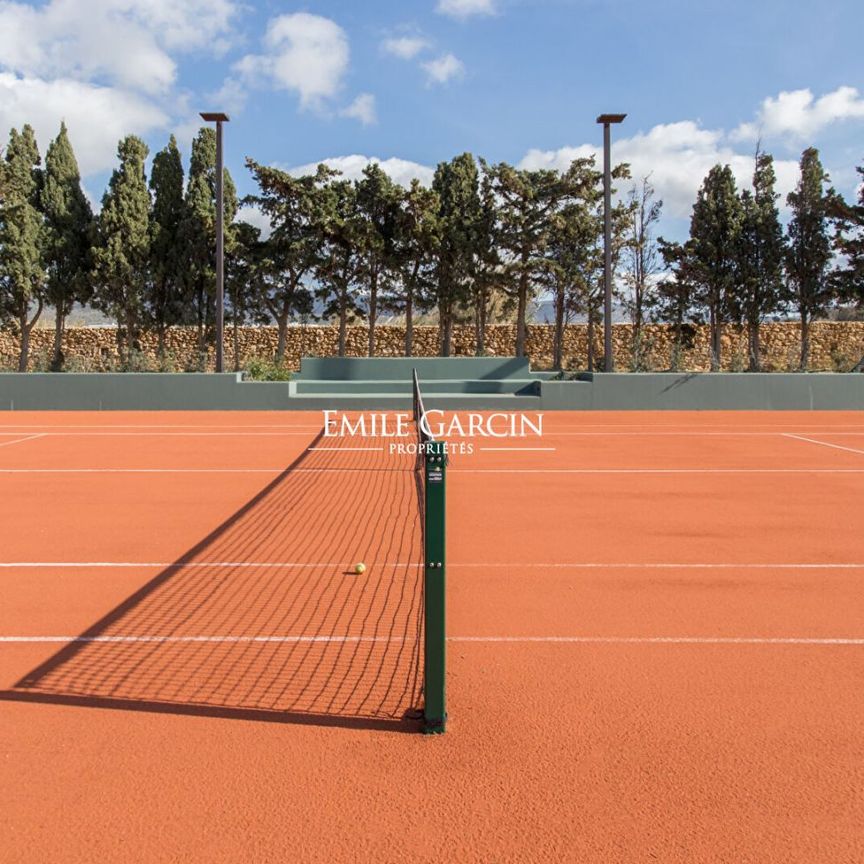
(0, 635), (401, 644)
(1, 467), (863, 475)
(1, 634), (863, 645)
(533, 431), (864, 437)
(529, 423), (864, 429)
(0, 432), (320, 437)
(0, 434), (45, 449)
(1, 561), (862, 570)
(448, 562), (864, 570)
(307, 447), (383, 452)
(0, 561), (397, 568)
(7, 429), (864, 439)
(783, 433), (864, 456)
(447, 636), (864, 645)
(478, 447), (557, 452)
(0, 469), (295, 474)
(1, 421), (863, 430)
(0, 424), (322, 430)
(453, 468), (864, 474)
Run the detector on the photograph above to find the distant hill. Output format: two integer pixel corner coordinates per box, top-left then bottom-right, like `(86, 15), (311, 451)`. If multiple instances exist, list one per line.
(34, 304), (113, 328)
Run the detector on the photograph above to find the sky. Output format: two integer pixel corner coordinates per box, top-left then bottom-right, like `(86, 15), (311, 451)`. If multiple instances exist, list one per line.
(0, 0), (862, 240)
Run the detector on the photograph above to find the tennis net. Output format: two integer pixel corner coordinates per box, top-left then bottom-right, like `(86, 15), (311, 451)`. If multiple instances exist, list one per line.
(413, 369), (447, 734)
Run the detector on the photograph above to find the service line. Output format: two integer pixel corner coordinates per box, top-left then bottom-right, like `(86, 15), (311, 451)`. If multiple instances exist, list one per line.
(1, 561), (863, 570)
(0, 434), (45, 449)
(1, 467), (864, 475)
(782, 433), (864, 457)
(1, 634), (863, 646)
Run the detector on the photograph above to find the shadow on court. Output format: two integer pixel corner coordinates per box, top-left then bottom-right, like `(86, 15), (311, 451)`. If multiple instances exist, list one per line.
(0, 431), (425, 733)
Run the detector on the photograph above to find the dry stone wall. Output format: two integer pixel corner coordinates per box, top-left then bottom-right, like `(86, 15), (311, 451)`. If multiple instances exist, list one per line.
(2, 322), (864, 373)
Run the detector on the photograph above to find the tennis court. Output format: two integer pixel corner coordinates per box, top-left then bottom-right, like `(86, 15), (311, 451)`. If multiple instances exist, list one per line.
(1, 407), (863, 861)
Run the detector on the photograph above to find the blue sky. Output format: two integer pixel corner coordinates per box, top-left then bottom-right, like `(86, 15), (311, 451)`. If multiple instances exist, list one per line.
(0, 0), (862, 239)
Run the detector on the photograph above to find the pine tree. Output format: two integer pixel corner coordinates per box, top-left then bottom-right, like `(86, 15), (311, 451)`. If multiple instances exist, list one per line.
(179, 127), (238, 368)
(316, 179), (365, 356)
(387, 180), (440, 356)
(226, 221), (266, 371)
(484, 161), (593, 357)
(689, 164), (743, 371)
(536, 157), (604, 370)
(736, 152), (786, 371)
(92, 135), (151, 364)
(0, 125), (46, 372)
(432, 154), (481, 356)
(786, 148), (834, 370)
(40, 123), (93, 370)
(245, 160), (332, 362)
(148, 135), (185, 362)
(355, 163), (401, 356)
(541, 201), (589, 370)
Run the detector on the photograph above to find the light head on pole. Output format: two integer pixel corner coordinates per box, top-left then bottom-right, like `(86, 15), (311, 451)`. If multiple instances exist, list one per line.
(596, 113), (626, 125)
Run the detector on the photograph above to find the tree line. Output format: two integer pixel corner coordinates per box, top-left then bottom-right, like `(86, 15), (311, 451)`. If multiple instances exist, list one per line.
(1, 122), (862, 372)
(652, 150), (863, 371)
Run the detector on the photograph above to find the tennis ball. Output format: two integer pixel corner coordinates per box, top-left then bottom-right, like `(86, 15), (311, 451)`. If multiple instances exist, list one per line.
(354, 562), (366, 575)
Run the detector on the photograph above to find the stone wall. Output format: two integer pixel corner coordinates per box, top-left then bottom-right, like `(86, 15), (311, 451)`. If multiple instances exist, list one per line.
(2, 321), (864, 372)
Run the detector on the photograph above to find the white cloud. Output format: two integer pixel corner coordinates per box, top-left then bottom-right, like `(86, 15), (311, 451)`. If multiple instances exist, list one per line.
(0, 0), (237, 178)
(340, 93), (377, 126)
(208, 77), (248, 116)
(287, 155), (434, 188)
(0, 72), (168, 176)
(115, 0), (238, 52)
(236, 13), (349, 108)
(0, 0), (239, 95)
(382, 36), (429, 60)
(436, 0), (496, 19)
(236, 202), (273, 239)
(520, 120), (800, 219)
(732, 86), (864, 143)
(422, 53), (464, 86)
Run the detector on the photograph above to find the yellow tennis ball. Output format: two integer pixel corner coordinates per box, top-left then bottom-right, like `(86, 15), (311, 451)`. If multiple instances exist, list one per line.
(354, 562), (366, 575)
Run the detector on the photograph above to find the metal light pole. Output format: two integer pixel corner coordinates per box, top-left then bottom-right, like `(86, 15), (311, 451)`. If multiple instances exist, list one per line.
(596, 113), (626, 372)
(200, 112), (230, 373)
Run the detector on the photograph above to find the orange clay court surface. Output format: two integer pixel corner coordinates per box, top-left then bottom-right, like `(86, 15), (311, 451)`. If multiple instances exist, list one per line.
(1, 410), (863, 863)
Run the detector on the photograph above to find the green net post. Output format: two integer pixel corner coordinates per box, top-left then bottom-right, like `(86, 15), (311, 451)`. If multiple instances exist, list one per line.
(423, 440), (447, 734)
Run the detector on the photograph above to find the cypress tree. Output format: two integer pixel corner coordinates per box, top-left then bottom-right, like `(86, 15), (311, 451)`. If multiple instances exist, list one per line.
(148, 135), (185, 362)
(179, 127), (237, 368)
(831, 162), (864, 311)
(92, 135), (151, 364)
(41, 122), (93, 370)
(786, 148), (834, 370)
(0, 125), (45, 372)
(432, 154), (481, 356)
(654, 238), (700, 370)
(689, 165), (743, 371)
(736, 152), (786, 371)
(471, 171), (499, 356)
